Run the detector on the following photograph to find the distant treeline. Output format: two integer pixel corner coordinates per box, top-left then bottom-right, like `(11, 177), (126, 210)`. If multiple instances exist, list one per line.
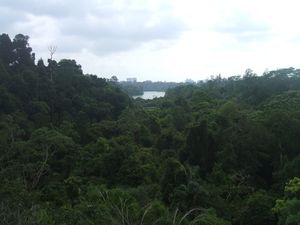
(119, 81), (184, 95)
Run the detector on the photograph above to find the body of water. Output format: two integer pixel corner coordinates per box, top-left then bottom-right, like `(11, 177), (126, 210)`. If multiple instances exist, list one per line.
(133, 91), (165, 100)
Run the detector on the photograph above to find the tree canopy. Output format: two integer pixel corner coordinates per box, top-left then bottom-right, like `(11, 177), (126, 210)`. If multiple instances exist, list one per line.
(1, 33), (300, 225)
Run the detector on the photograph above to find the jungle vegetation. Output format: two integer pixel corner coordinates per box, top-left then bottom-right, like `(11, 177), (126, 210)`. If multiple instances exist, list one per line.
(0, 33), (300, 225)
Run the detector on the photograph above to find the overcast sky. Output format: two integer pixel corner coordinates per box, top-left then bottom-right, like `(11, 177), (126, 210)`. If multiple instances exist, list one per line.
(2, 0), (300, 81)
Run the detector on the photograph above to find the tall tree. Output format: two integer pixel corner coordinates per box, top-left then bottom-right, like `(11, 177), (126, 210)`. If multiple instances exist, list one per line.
(12, 34), (35, 66)
(0, 33), (14, 65)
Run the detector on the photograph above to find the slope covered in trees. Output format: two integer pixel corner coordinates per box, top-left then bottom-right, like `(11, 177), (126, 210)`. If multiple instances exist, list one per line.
(0, 33), (300, 225)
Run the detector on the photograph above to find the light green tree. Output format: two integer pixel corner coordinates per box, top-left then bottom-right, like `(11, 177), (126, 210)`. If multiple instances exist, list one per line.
(273, 177), (300, 225)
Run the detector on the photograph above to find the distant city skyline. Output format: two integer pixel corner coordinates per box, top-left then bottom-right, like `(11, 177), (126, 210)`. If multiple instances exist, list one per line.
(2, 0), (300, 81)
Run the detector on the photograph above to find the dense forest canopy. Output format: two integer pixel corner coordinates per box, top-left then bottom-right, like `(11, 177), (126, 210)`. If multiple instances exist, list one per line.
(0, 33), (300, 225)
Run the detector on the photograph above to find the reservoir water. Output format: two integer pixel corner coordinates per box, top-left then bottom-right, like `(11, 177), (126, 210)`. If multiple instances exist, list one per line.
(133, 91), (165, 100)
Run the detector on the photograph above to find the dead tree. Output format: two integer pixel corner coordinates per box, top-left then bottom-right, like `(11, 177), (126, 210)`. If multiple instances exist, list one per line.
(48, 45), (57, 81)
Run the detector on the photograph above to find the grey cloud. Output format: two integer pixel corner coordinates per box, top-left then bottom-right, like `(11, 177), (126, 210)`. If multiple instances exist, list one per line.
(0, 0), (91, 18)
(1, 0), (186, 55)
(59, 3), (185, 54)
(214, 14), (272, 42)
(62, 10), (176, 39)
(0, 6), (27, 32)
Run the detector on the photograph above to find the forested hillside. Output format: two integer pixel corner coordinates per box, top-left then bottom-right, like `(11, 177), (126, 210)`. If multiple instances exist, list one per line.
(1, 34), (300, 225)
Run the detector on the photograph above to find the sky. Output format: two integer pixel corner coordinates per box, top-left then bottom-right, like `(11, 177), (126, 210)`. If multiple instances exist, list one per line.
(2, 0), (300, 82)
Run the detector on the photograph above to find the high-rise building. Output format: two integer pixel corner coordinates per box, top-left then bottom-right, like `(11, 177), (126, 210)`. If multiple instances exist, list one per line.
(126, 78), (137, 83)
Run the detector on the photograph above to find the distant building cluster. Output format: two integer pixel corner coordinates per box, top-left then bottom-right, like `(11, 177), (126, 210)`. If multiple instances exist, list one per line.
(185, 78), (195, 84)
(126, 77), (137, 83)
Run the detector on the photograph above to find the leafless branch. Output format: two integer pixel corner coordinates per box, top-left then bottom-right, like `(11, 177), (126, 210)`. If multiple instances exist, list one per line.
(48, 45), (57, 60)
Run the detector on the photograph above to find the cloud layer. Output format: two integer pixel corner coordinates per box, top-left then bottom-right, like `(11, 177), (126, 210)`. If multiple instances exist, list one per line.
(2, 0), (300, 81)
(1, 0), (186, 55)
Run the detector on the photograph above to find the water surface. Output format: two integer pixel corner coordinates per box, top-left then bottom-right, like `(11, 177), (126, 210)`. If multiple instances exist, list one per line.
(133, 91), (165, 100)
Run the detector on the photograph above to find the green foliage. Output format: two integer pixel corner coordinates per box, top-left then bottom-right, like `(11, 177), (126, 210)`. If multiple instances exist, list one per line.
(273, 177), (300, 225)
(240, 191), (276, 225)
(182, 120), (216, 174)
(3, 33), (300, 225)
(160, 158), (187, 204)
